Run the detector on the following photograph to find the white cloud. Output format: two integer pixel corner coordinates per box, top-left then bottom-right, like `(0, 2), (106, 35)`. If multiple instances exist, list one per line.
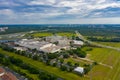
(0, 0), (120, 24)
(0, 9), (14, 16)
(88, 3), (120, 10)
(29, 0), (56, 5)
(0, 1), (20, 7)
(22, 12), (64, 19)
(27, 0), (120, 17)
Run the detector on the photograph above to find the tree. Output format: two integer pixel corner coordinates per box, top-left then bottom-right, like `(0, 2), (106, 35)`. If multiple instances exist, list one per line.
(59, 58), (64, 63)
(32, 48), (37, 52)
(48, 53), (58, 59)
(69, 67), (74, 72)
(46, 60), (50, 65)
(60, 65), (67, 71)
(84, 67), (90, 74)
(39, 72), (57, 80)
(33, 55), (39, 60)
(63, 53), (69, 58)
(73, 47), (87, 58)
(53, 62), (57, 67)
(92, 61), (98, 65)
(74, 63), (79, 67)
(84, 64), (92, 74)
(67, 61), (72, 66)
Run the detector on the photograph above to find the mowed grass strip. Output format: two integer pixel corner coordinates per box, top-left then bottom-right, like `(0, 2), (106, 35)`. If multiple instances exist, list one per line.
(11, 65), (39, 80)
(0, 48), (88, 80)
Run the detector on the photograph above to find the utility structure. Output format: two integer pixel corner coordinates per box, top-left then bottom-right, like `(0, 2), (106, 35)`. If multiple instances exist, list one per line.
(75, 31), (120, 51)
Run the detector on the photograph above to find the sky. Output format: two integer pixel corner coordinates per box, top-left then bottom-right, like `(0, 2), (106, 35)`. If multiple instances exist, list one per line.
(0, 0), (120, 24)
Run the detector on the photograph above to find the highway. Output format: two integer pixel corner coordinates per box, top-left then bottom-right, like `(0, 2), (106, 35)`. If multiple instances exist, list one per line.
(75, 31), (120, 52)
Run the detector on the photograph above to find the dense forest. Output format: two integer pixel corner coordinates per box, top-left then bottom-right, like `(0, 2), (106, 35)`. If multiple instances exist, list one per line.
(0, 24), (120, 37)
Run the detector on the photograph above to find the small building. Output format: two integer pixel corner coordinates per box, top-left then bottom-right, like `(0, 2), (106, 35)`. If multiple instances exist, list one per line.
(0, 72), (18, 80)
(0, 68), (5, 77)
(13, 47), (27, 51)
(0, 67), (17, 80)
(74, 67), (84, 74)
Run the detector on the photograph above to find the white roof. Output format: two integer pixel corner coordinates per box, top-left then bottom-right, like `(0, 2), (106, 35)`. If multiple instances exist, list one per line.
(74, 67), (84, 73)
(73, 40), (84, 45)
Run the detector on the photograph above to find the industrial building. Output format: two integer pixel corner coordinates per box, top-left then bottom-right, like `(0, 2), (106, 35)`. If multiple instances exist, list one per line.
(15, 39), (68, 53)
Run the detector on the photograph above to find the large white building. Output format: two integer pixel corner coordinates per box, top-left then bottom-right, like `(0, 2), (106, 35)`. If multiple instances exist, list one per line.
(72, 40), (84, 46)
(15, 39), (62, 53)
(46, 36), (63, 42)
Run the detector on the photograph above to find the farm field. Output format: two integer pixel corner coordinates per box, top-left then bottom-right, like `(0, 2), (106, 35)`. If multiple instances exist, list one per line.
(0, 48), (88, 80)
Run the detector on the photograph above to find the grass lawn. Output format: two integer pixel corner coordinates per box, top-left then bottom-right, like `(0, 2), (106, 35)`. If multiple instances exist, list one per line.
(1, 42), (120, 80)
(30, 32), (76, 38)
(97, 42), (120, 48)
(86, 43), (120, 80)
(57, 32), (76, 37)
(11, 65), (39, 80)
(31, 32), (53, 37)
(64, 57), (90, 67)
(0, 48), (88, 80)
(65, 43), (120, 80)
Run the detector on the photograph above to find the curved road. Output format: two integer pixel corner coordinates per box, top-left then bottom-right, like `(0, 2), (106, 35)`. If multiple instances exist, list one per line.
(75, 31), (120, 52)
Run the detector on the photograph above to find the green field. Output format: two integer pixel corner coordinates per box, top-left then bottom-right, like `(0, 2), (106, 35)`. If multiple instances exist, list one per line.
(0, 48), (88, 80)
(0, 42), (120, 80)
(57, 32), (76, 37)
(65, 57), (90, 67)
(85, 42), (120, 80)
(31, 32), (53, 37)
(97, 42), (120, 48)
(11, 65), (39, 80)
(30, 32), (76, 37)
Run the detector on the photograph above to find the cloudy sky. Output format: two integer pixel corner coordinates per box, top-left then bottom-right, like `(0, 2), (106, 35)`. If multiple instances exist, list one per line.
(0, 0), (120, 24)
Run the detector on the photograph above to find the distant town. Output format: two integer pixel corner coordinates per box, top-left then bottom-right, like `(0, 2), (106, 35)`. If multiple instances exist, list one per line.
(0, 27), (8, 32)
